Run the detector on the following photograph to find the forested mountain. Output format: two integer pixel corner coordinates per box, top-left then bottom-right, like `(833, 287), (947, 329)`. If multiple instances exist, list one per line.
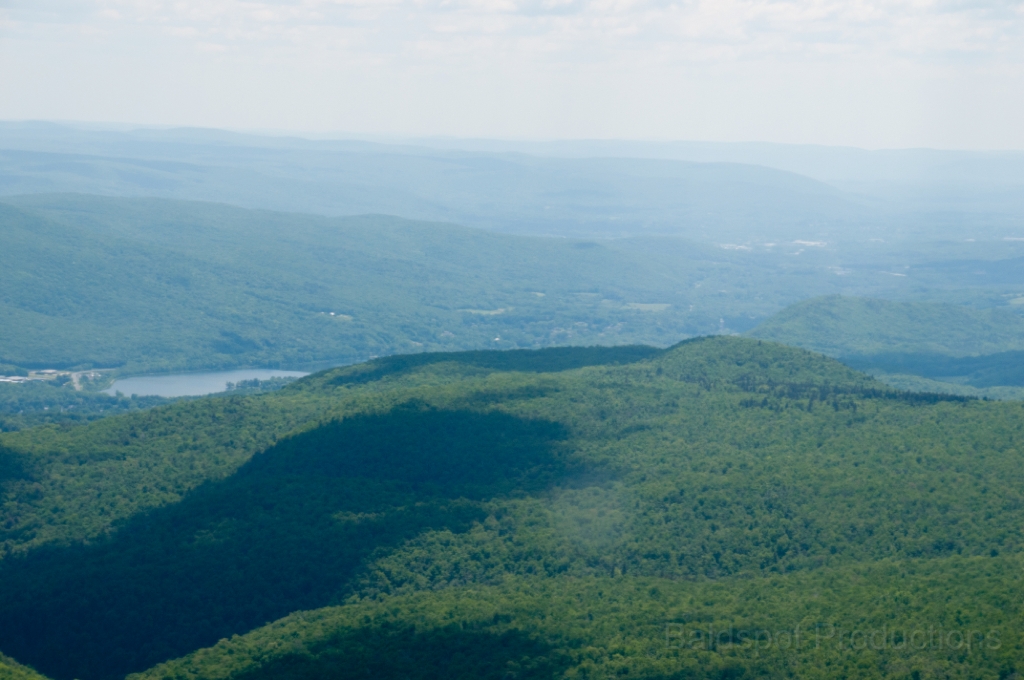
(0, 381), (166, 432)
(0, 123), (868, 242)
(2, 132), (1022, 680)
(748, 295), (1024, 357)
(0, 195), (722, 372)
(3, 123), (1024, 243)
(5, 194), (1024, 377)
(747, 295), (1024, 398)
(1, 338), (1022, 680)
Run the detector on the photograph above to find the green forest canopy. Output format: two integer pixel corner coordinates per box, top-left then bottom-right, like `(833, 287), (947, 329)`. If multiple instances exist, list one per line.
(747, 294), (1024, 357)
(0, 381), (168, 433)
(7, 194), (1023, 376)
(0, 653), (48, 680)
(0, 338), (1022, 679)
(747, 295), (1024, 396)
(0, 195), (768, 373)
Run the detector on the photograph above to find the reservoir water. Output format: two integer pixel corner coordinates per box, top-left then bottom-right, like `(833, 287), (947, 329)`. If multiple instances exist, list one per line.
(104, 369), (309, 398)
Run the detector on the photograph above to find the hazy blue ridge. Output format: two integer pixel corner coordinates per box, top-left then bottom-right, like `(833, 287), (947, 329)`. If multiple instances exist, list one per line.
(3, 123), (1024, 241)
(0, 124), (873, 241)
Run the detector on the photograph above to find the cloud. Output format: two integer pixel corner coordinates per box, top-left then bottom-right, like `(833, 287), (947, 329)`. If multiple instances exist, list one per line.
(0, 0), (1021, 145)
(8, 0), (1020, 62)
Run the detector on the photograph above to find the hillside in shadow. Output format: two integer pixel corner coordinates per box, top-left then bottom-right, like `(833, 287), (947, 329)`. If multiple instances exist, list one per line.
(233, 624), (572, 680)
(0, 405), (573, 680)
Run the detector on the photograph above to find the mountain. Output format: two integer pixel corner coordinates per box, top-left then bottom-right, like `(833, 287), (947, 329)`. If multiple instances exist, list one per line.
(746, 295), (1024, 397)
(869, 371), (1024, 401)
(0, 194), (725, 372)
(0, 123), (868, 242)
(403, 137), (1024, 216)
(394, 136), (1024, 185)
(8, 194), (1024, 377)
(748, 295), (1024, 357)
(1, 337), (1022, 679)
(0, 194), (933, 375)
(6, 122), (1024, 243)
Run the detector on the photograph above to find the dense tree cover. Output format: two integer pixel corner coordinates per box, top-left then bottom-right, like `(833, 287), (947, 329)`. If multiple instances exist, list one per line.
(844, 350), (1024, 387)
(0, 382), (167, 432)
(8, 195), (1022, 377)
(747, 295), (1024, 397)
(872, 373), (1024, 402)
(223, 377), (298, 394)
(1, 346), (662, 560)
(0, 364), (28, 377)
(0, 389), (343, 556)
(326, 345), (662, 386)
(0, 654), (47, 680)
(844, 349), (1024, 401)
(748, 295), (1024, 358)
(1, 338), (1023, 679)
(0, 408), (569, 680)
(0, 194), (780, 373)
(135, 560), (1024, 680)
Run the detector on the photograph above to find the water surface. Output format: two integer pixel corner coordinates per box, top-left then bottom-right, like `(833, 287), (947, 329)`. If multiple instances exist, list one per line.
(104, 369), (309, 398)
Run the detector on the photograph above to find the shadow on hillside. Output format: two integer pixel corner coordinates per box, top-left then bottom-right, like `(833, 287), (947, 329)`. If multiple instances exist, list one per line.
(233, 624), (573, 680)
(328, 345), (662, 387)
(0, 404), (573, 680)
(843, 350), (1024, 387)
(0, 446), (32, 484)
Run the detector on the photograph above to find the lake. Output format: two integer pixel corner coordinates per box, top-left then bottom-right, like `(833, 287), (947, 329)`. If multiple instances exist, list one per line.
(103, 369), (310, 398)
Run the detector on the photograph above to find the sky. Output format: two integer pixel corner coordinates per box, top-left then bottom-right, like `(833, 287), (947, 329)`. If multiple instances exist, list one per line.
(0, 0), (1022, 148)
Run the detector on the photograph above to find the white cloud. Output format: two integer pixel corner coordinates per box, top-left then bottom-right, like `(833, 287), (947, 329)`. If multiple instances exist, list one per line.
(0, 0), (1022, 145)
(11, 0), (1017, 60)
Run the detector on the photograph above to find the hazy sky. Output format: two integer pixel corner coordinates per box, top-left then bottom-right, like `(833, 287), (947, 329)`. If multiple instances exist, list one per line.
(1, 0), (1022, 148)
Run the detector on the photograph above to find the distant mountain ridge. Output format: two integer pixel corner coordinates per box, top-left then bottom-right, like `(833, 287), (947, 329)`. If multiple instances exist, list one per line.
(0, 146), (861, 241)
(4, 122), (1024, 241)
(0, 194), (762, 373)
(0, 121), (900, 243)
(2, 194), (943, 376)
(748, 295), (1024, 357)
(747, 295), (1024, 397)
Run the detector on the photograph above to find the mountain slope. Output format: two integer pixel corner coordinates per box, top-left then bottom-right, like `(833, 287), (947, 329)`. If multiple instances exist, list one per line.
(4, 194), (921, 375)
(0, 195), (719, 372)
(746, 295), (1024, 397)
(0, 123), (868, 241)
(0, 381), (167, 432)
(7, 195), (1024, 376)
(0, 655), (49, 680)
(6, 122), (1024, 244)
(747, 295), (1024, 357)
(133, 559), (1021, 680)
(2, 338), (1023, 679)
